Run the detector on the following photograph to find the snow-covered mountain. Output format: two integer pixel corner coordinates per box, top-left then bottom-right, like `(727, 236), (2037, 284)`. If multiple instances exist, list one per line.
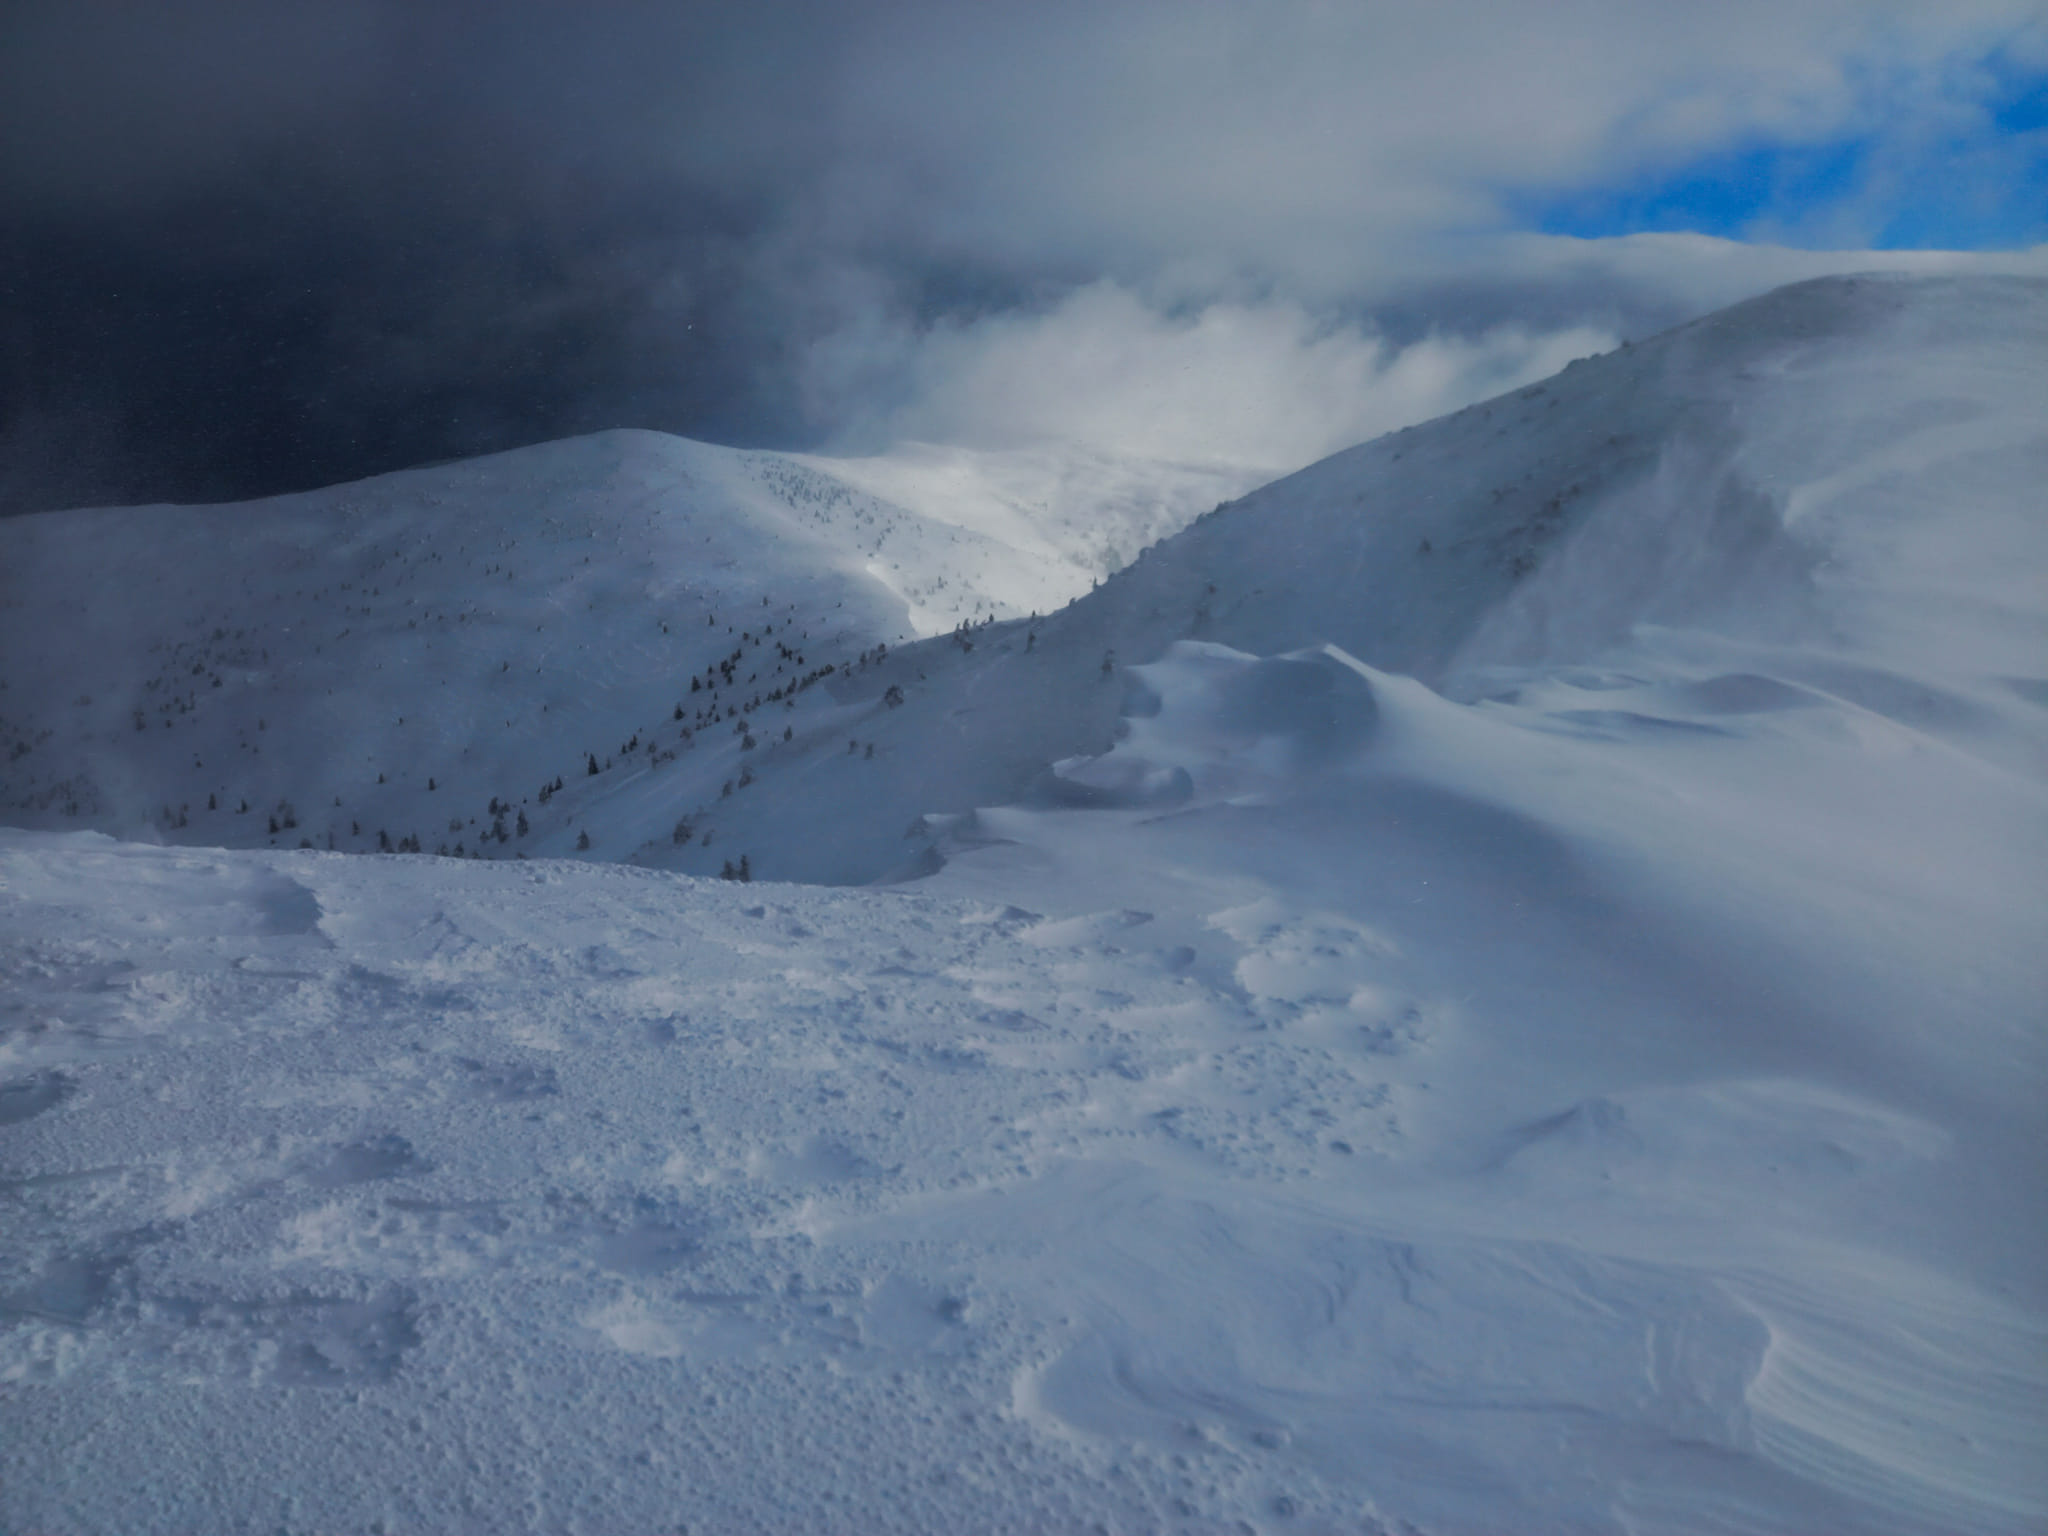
(4, 274), (2045, 1535)
(639, 272), (2048, 885)
(794, 438), (1266, 595)
(0, 431), (1248, 864)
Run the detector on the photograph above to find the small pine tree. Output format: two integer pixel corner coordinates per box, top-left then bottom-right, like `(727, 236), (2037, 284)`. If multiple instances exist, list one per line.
(587, 753), (600, 777)
(576, 829), (591, 851)
(517, 810), (530, 837)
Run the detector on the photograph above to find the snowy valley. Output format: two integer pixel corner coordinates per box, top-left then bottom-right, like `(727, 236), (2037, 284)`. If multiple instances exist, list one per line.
(3, 274), (2045, 1534)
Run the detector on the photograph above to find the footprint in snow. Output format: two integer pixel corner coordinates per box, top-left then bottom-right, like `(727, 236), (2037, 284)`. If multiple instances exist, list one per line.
(454, 1057), (559, 1102)
(750, 1136), (886, 1186)
(146, 1284), (423, 1386)
(0, 1070), (74, 1126)
(302, 1133), (430, 1187)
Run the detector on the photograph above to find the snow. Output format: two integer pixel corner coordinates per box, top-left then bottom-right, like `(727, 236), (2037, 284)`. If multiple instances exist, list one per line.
(791, 439), (1266, 602)
(0, 429), (1248, 870)
(3, 273), (2046, 1533)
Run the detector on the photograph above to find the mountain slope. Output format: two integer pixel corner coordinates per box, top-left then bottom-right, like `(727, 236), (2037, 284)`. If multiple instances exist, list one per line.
(642, 272), (2048, 884)
(794, 439), (1265, 595)
(0, 429), (1234, 858)
(14, 275), (2035, 885)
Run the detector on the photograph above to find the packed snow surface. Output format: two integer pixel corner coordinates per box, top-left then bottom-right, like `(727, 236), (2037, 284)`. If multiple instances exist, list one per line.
(3, 275), (2046, 1533)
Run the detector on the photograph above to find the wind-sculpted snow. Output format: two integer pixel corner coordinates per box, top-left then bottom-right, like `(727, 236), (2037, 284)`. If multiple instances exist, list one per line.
(3, 275), (2045, 1532)
(4, 746), (2041, 1531)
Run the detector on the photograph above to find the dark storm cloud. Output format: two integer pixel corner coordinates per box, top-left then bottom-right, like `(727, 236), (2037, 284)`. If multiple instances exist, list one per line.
(0, 0), (868, 510)
(2, 0), (2042, 511)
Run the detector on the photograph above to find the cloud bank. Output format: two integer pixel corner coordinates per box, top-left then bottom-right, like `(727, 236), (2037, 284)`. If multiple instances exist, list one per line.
(812, 284), (1618, 470)
(1, 0), (2042, 510)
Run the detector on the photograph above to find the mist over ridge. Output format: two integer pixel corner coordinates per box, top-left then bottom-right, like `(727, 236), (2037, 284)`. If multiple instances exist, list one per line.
(4, 0), (2043, 513)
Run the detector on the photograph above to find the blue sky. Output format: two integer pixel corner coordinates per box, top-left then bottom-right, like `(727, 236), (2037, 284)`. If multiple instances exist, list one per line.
(1523, 49), (2048, 251)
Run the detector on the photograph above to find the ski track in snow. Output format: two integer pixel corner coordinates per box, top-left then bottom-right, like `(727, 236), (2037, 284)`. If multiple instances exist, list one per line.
(3, 274), (2046, 1534)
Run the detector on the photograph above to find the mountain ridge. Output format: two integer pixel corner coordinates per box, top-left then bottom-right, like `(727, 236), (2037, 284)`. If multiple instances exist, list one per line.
(3, 273), (2042, 886)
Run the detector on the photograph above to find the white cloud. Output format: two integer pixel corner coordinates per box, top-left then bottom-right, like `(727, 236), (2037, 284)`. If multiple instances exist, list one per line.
(790, 0), (2048, 472)
(824, 0), (2047, 292)
(811, 282), (1616, 471)
(804, 236), (2048, 471)
(6, 0), (2042, 502)
(1476, 232), (2048, 317)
